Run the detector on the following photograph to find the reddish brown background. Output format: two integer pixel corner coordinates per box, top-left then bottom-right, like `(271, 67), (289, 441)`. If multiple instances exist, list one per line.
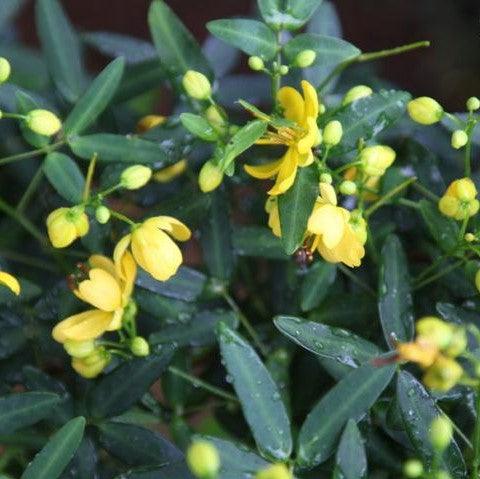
(15, 0), (480, 111)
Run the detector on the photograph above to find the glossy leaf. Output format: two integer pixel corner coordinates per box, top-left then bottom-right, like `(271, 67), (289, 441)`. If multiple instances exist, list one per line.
(335, 420), (367, 479)
(43, 152), (85, 204)
(232, 226), (288, 260)
(0, 392), (60, 435)
(296, 363), (395, 469)
(217, 323), (292, 461)
(258, 0), (323, 30)
(116, 463), (194, 479)
(436, 302), (479, 325)
(88, 348), (174, 418)
(278, 164), (319, 254)
(180, 113), (219, 142)
(378, 235), (414, 346)
(35, 0), (86, 102)
(397, 371), (466, 479)
(63, 57), (125, 136)
(300, 261), (336, 311)
(69, 134), (169, 164)
(21, 416), (85, 479)
(207, 19), (277, 60)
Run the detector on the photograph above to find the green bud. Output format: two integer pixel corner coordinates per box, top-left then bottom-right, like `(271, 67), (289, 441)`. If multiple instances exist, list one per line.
(403, 459), (424, 478)
(279, 65), (289, 75)
(198, 160), (223, 193)
(295, 49), (316, 68)
(256, 463), (291, 479)
(95, 206), (111, 224)
(323, 120), (343, 146)
(182, 70), (212, 100)
(465, 233), (476, 242)
(248, 56), (264, 71)
(467, 97), (480, 111)
(342, 85), (373, 106)
(339, 180), (357, 195)
(25, 109), (62, 136)
(407, 97), (444, 125)
(130, 337), (150, 357)
(429, 416), (453, 451)
(0, 57), (11, 84)
(320, 173), (332, 184)
(64, 339), (95, 359)
(121, 164), (152, 190)
(435, 472), (451, 479)
(451, 130), (468, 149)
(186, 440), (220, 478)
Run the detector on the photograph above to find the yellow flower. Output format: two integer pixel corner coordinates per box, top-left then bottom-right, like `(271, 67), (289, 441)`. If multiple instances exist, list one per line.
(71, 347), (111, 379)
(256, 463), (292, 479)
(52, 253), (136, 343)
(344, 166), (380, 202)
(422, 356), (463, 392)
(114, 216), (191, 282)
(244, 80), (321, 196)
(396, 339), (439, 368)
(154, 159), (188, 183)
(306, 183), (366, 267)
(46, 206), (89, 248)
(0, 271), (20, 295)
(439, 177), (479, 220)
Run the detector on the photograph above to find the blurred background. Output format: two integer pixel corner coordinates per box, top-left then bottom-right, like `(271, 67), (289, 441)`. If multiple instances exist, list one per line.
(9, 0), (480, 110)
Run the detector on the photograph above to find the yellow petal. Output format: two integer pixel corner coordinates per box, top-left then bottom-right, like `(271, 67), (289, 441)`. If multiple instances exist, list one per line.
(74, 213), (89, 237)
(267, 149), (298, 195)
(143, 216), (191, 241)
(113, 234), (132, 279)
(89, 255), (117, 278)
(52, 309), (114, 342)
(120, 251), (136, 303)
(296, 117), (319, 154)
(319, 183), (337, 205)
(244, 158), (283, 179)
(46, 209), (77, 249)
(0, 271), (20, 295)
(307, 204), (345, 248)
(77, 268), (122, 311)
(277, 86), (304, 124)
(297, 149), (314, 167)
(153, 159), (187, 183)
(301, 80), (319, 120)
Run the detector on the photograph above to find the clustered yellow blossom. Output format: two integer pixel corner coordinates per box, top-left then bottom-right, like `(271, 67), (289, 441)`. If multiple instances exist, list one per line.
(438, 177), (479, 220)
(396, 316), (466, 391)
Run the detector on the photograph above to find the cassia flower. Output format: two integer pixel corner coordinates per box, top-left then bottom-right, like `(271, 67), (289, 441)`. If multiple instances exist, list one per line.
(46, 206), (89, 248)
(439, 177), (479, 220)
(71, 347), (111, 379)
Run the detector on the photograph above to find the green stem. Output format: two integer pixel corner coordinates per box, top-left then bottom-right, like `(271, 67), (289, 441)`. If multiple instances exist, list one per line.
(168, 366), (239, 403)
(271, 31), (282, 109)
(471, 387), (480, 478)
(110, 210), (136, 226)
(337, 264), (376, 297)
(397, 198), (421, 210)
(0, 249), (56, 272)
(16, 165), (44, 213)
(414, 258), (465, 290)
(83, 154), (97, 202)
(412, 182), (440, 202)
(465, 121), (475, 177)
(0, 141), (65, 167)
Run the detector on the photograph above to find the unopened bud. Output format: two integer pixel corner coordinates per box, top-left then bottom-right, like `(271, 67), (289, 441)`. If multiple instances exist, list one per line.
(465, 233), (476, 243)
(0, 57), (11, 84)
(429, 416), (453, 451)
(186, 440), (220, 478)
(136, 114), (166, 133)
(256, 463), (292, 479)
(319, 173), (332, 184)
(248, 56), (264, 71)
(339, 180), (357, 195)
(198, 160), (223, 193)
(323, 120), (343, 146)
(451, 130), (468, 149)
(183, 70), (212, 100)
(120, 165), (152, 190)
(342, 85), (373, 106)
(407, 97), (444, 125)
(64, 339), (95, 359)
(467, 97), (480, 112)
(279, 65), (289, 75)
(95, 206), (110, 224)
(359, 145), (396, 177)
(295, 49), (316, 68)
(25, 109), (61, 136)
(130, 337), (150, 357)
(475, 269), (480, 293)
(403, 460), (424, 478)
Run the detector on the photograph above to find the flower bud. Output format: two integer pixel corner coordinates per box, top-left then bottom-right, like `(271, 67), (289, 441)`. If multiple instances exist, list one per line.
(198, 160), (223, 193)
(0, 57), (11, 84)
(248, 56), (264, 71)
(255, 463), (291, 479)
(205, 105), (226, 128)
(136, 114), (166, 133)
(279, 65), (289, 75)
(359, 145), (396, 177)
(445, 327), (467, 358)
(339, 180), (357, 195)
(95, 206), (111, 224)
(435, 472), (451, 479)
(451, 130), (468, 149)
(423, 356), (463, 392)
(403, 459), (424, 478)
(186, 440), (220, 478)
(121, 165), (152, 190)
(455, 178), (477, 201)
(416, 316), (453, 349)
(46, 206), (89, 249)
(130, 337), (150, 357)
(183, 70), (212, 100)
(319, 172), (332, 184)
(465, 233), (476, 242)
(429, 416), (453, 451)
(0, 110), (3, 120)
(342, 85), (373, 106)
(323, 120), (343, 146)
(25, 109), (61, 136)
(319, 104), (326, 115)
(154, 159), (188, 183)
(467, 97), (480, 111)
(438, 195), (460, 218)
(407, 97), (444, 125)
(71, 348), (110, 379)
(475, 269), (480, 293)
(64, 339), (95, 359)
(295, 49), (317, 68)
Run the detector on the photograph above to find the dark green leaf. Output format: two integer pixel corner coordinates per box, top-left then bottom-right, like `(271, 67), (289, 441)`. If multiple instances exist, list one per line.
(180, 113), (219, 141)
(207, 19), (277, 60)
(35, 0), (86, 102)
(436, 302), (479, 325)
(136, 289), (196, 322)
(378, 235), (414, 346)
(64, 57), (125, 136)
(278, 164), (318, 254)
(115, 463), (194, 479)
(232, 226), (288, 260)
(0, 0), (26, 30)
(397, 371), (466, 479)
(300, 261), (336, 311)
(0, 392), (61, 435)
(258, 0), (323, 30)
(296, 363), (395, 469)
(217, 323), (292, 461)
(88, 348), (174, 418)
(335, 420), (367, 479)
(43, 152), (85, 204)
(21, 416), (85, 479)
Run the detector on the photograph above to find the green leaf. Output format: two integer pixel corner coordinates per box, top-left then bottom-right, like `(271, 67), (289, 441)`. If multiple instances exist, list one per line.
(63, 57), (125, 136)
(148, 0), (211, 78)
(296, 363), (395, 469)
(180, 113), (219, 142)
(335, 420), (367, 479)
(232, 226), (288, 260)
(258, 0), (323, 30)
(21, 416), (85, 479)
(217, 323), (292, 461)
(88, 348), (174, 418)
(300, 261), (336, 311)
(397, 371), (466, 479)
(283, 34), (359, 69)
(378, 235), (414, 345)
(274, 316), (381, 367)
(136, 289), (196, 322)
(419, 199), (459, 253)
(97, 421), (182, 466)
(327, 90), (411, 156)
(436, 302), (478, 325)
(207, 19), (277, 60)
(43, 152), (85, 204)
(115, 463), (194, 479)
(278, 164), (319, 254)
(16, 91), (50, 148)
(35, 0), (86, 102)
(69, 134), (169, 164)
(0, 392), (61, 435)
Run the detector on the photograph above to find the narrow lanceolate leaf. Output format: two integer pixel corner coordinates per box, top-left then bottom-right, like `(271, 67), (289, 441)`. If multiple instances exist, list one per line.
(274, 316), (381, 368)
(69, 134), (169, 164)
(21, 416), (86, 479)
(397, 371), (466, 479)
(148, 0), (211, 78)
(88, 347), (174, 418)
(296, 363), (395, 469)
(207, 19), (278, 60)
(378, 235), (414, 346)
(43, 152), (85, 204)
(258, 0), (323, 30)
(180, 113), (218, 142)
(300, 261), (336, 311)
(283, 34), (359, 69)
(63, 57), (125, 136)
(278, 164), (319, 255)
(35, 0), (86, 102)
(217, 323), (292, 461)
(335, 420), (367, 479)
(0, 392), (60, 435)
